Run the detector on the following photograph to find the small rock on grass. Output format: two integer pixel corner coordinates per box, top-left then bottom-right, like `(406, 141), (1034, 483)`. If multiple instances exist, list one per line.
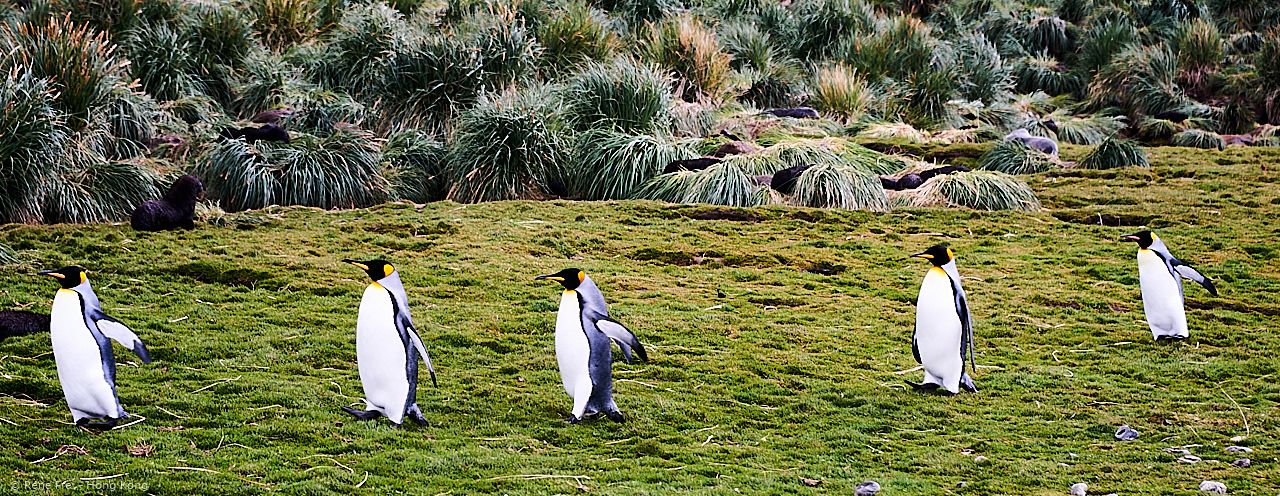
(1179, 455), (1203, 464)
(1164, 447), (1191, 455)
(1070, 482), (1088, 496)
(1115, 425), (1139, 441)
(1200, 481), (1226, 494)
(855, 481), (881, 496)
(1232, 458), (1250, 468)
(1225, 446), (1252, 453)
(974, 456), (988, 463)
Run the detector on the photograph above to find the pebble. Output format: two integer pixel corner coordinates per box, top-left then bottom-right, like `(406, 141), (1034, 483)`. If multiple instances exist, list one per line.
(1179, 455), (1202, 464)
(956, 482), (967, 488)
(1200, 480), (1226, 494)
(1114, 425), (1139, 441)
(1230, 435), (1247, 442)
(1225, 446), (1252, 453)
(1164, 448), (1191, 455)
(854, 481), (881, 496)
(1069, 452), (1078, 458)
(1058, 463), (1071, 467)
(1070, 482), (1088, 496)
(974, 456), (988, 463)
(1232, 458), (1250, 468)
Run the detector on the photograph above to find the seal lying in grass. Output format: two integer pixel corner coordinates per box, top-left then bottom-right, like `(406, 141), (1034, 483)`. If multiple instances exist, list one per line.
(131, 175), (204, 231)
(1005, 128), (1058, 155)
(0, 310), (49, 341)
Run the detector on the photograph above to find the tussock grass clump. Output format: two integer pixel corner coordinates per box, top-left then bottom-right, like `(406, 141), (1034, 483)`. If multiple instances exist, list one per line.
(0, 15), (130, 131)
(250, 0), (319, 51)
(858, 122), (928, 143)
(42, 159), (163, 224)
(978, 139), (1055, 174)
(1055, 113), (1128, 145)
(445, 87), (566, 203)
(569, 130), (697, 200)
(1077, 137), (1150, 169)
(1089, 43), (1188, 117)
(122, 22), (204, 102)
(537, 0), (617, 77)
(631, 164), (761, 207)
(0, 69), (67, 224)
(1171, 129), (1226, 150)
(1014, 52), (1082, 96)
(898, 170), (1041, 211)
(561, 58), (673, 134)
(0, 241), (16, 263)
(1173, 18), (1224, 93)
(639, 14), (732, 102)
(383, 130), (447, 204)
(810, 64), (875, 124)
(194, 132), (387, 212)
(787, 163), (889, 211)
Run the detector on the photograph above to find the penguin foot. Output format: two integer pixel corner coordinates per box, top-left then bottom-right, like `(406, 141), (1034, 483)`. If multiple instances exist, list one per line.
(1154, 335), (1187, 342)
(407, 410), (429, 427)
(566, 415), (583, 424)
(76, 417), (119, 431)
(905, 380), (940, 392)
(341, 406), (382, 421)
(605, 411), (625, 423)
(960, 374), (979, 394)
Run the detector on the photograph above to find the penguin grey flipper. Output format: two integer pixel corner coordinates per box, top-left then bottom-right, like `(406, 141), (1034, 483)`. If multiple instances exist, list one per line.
(93, 317), (151, 364)
(593, 318), (647, 364)
(341, 406), (383, 421)
(405, 324), (437, 387)
(1170, 259), (1217, 296)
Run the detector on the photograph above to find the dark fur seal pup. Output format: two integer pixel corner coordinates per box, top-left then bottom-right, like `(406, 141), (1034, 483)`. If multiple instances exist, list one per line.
(131, 175), (204, 231)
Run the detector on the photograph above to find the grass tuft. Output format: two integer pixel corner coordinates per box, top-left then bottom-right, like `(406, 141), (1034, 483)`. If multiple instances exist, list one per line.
(898, 170), (1041, 211)
(445, 86), (566, 203)
(1171, 129), (1226, 150)
(978, 139), (1054, 174)
(787, 163), (889, 211)
(569, 130), (697, 200)
(561, 58), (673, 134)
(1077, 137), (1150, 169)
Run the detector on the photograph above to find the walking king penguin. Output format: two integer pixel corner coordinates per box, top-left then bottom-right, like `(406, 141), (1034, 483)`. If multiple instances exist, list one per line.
(1120, 231), (1218, 341)
(342, 259), (436, 426)
(38, 266), (151, 430)
(535, 268), (647, 423)
(908, 246), (977, 395)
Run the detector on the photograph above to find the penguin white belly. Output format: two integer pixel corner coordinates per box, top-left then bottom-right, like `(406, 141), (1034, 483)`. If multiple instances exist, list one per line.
(356, 284), (409, 424)
(50, 290), (119, 421)
(1137, 249), (1187, 339)
(555, 291), (593, 417)
(916, 268), (964, 393)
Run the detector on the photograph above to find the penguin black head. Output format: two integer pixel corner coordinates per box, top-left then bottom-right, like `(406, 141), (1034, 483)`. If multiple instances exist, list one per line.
(1120, 230), (1154, 249)
(535, 268), (585, 290)
(37, 266), (87, 289)
(344, 259), (395, 281)
(910, 245), (954, 267)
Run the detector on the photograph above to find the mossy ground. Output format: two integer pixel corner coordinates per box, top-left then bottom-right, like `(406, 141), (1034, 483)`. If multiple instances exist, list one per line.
(2, 145), (1280, 495)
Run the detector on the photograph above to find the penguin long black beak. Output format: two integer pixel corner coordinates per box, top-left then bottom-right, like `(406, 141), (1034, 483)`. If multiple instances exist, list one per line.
(534, 274), (564, 281)
(342, 259), (369, 271)
(909, 252), (933, 259)
(36, 270), (64, 279)
(1119, 235), (1140, 242)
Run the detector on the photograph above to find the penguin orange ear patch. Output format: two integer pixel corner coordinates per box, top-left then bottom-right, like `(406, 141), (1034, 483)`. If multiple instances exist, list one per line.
(577, 271), (585, 284)
(946, 248), (955, 260)
(384, 264), (394, 278)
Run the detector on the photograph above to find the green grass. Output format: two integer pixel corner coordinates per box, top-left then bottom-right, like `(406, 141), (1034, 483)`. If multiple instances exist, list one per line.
(3, 146), (1280, 494)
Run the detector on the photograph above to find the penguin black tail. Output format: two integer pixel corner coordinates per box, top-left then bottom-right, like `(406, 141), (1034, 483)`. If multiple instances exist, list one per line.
(341, 406), (382, 421)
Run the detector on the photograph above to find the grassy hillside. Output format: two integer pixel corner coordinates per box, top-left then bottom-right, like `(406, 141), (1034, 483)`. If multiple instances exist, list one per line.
(2, 144), (1279, 494)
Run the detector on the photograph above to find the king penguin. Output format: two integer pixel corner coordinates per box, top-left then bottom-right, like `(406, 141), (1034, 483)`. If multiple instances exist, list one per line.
(342, 259), (436, 426)
(908, 245), (977, 395)
(38, 266), (151, 430)
(1120, 230), (1217, 341)
(535, 268), (647, 423)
